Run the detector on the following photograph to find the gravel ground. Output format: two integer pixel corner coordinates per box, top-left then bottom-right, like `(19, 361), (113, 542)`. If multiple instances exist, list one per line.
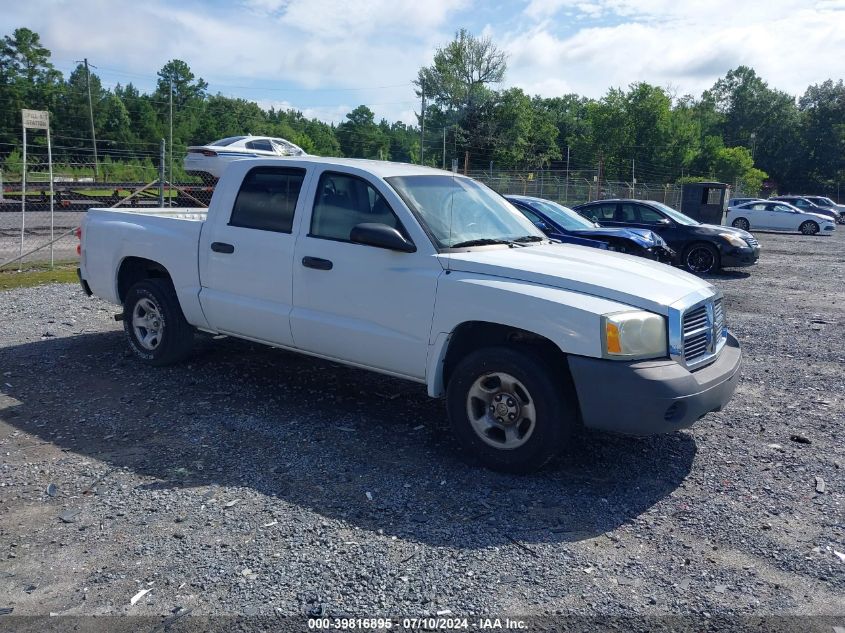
(0, 230), (843, 626)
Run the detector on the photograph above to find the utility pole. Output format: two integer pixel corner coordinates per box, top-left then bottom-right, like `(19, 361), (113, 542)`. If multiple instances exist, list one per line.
(159, 139), (166, 207)
(631, 159), (636, 198)
(419, 79), (425, 165)
(564, 146), (570, 203)
(169, 77), (173, 207)
(77, 58), (99, 181)
(597, 153), (604, 199)
(442, 127), (446, 170)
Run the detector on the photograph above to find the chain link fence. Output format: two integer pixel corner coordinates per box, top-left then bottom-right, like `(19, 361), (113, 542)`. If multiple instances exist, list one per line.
(0, 163), (211, 269)
(468, 169), (685, 209)
(2, 160), (739, 268)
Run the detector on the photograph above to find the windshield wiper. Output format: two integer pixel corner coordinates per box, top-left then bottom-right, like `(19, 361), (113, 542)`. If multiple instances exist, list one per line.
(450, 238), (517, 248)
(450, 235), (546, 249)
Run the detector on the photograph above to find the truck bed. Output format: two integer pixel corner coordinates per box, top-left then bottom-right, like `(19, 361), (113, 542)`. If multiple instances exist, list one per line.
(80, 207), (209, 322)
(88, 207), (208, 221)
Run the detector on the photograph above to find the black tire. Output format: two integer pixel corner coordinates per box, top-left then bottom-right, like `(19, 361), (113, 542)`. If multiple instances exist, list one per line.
(732, 217), (750, 231)
(799, 220), (819, 235)
(446, 346), (576, 473)
(683, 242), (720, 274)
(123, 278), (194, 366)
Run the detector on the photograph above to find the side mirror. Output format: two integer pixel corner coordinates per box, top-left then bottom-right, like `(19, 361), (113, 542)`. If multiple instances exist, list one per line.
(658, 218), (672, 225)
(350, 223), (416, 253)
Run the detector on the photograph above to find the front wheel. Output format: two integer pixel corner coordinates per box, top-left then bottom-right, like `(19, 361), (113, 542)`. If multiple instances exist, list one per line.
(799, 220), (819, 235)
(123, 279), (194, 366)
(446, 346), (576, 473)
(683, 243), (720, 274)
(732, 217), (750, 231)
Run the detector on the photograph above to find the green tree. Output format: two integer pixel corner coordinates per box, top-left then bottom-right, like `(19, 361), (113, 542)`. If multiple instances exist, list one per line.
(489, 89), (560, 168)
(415, 29), (506, 167)
(0, 27), (63, 145)
(336, 106), (389, 159)
(703, 66), (800, 189)
(798, 79), (845, 190)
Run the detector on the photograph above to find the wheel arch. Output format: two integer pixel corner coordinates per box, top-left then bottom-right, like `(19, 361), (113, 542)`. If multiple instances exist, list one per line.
(428, 321), (573, 398)
(116, 256), (174, 304)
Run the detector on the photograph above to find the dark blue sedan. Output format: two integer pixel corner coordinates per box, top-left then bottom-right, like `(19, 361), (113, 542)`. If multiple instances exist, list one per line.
(505, 195), (676, 263)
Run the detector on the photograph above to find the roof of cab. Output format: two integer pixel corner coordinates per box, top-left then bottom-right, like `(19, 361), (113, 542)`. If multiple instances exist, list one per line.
(232, 155), (454, 179)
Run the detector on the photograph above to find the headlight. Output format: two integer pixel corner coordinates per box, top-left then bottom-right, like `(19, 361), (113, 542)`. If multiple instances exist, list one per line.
(601, 311), (667, 360)
(719, 233), (749, 248)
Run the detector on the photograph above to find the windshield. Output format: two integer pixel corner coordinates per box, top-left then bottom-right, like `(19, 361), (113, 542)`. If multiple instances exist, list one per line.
(649, 201), (700, 226)
(519, 198), (597, 230)
(387, 175), (545, 248)
(210, 136), (246, 147)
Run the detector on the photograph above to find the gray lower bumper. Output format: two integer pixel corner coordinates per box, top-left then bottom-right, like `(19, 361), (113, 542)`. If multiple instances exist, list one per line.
(567, 333), (742, 435)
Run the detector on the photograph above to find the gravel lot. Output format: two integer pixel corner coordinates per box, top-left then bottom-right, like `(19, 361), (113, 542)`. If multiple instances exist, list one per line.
(0, 230), (843, 627)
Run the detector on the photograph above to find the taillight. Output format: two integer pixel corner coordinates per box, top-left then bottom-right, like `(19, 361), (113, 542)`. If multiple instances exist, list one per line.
(76, 227), (82, 256)
(202, 150), (218, 157)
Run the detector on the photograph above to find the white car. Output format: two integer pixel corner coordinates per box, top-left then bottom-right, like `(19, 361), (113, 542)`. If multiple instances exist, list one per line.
(184, 135), (307, 182)
(726, 200), (836, 236)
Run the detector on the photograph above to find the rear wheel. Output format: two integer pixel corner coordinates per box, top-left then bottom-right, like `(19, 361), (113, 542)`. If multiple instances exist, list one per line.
(732, 217), (750, 231)
(683, 242), (720, 274)
(123, 279), (194, 366)
(799, 220), (819, 235)
(446, 346), (576, 473)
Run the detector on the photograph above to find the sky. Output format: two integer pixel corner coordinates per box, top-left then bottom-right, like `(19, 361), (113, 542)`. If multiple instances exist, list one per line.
(3, 0), (845, 126)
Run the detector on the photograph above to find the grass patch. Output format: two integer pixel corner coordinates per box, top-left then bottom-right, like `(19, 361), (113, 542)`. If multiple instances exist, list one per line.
(0, 260), (79, 290)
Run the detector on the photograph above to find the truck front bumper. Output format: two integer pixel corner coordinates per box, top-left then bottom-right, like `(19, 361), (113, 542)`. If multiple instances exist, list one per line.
(567, 333), (742, 435)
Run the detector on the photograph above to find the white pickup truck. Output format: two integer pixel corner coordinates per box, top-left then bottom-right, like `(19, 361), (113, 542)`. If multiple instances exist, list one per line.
(78, 157), (742, 472)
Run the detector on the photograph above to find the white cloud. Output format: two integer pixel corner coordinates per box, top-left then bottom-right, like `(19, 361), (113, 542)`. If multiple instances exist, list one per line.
(504, 0), (845, 98)
(1, 0), (462, 122)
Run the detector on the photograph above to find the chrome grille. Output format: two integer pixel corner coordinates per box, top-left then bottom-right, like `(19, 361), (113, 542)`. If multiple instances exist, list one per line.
(673, 296), (728, 369)
(682, 305), (710, 362)
(745, 236), (759, 247)
(714, 298), (725, 334)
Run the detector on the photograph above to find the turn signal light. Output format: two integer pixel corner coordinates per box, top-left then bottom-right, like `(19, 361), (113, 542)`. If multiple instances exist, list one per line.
(605, 322), (622, 354)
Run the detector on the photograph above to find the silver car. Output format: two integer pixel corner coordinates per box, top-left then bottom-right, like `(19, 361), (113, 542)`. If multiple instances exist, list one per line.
(184, 135), (307, 183)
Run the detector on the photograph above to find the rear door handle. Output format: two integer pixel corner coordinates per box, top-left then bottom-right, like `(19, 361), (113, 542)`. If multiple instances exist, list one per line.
(301, 256), (333, 270)
(211, 242), (235, 254)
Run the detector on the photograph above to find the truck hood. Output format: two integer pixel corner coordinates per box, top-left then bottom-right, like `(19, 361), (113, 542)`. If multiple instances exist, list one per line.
(441, 244), (713, 315)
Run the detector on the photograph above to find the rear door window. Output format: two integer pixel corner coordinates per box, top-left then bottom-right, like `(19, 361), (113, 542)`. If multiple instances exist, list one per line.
(229, 167), (306, 233)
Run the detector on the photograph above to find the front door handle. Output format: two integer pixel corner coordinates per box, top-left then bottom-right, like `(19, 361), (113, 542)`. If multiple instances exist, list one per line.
(301, 256), (333, 270)
(211, 242), (235, 254)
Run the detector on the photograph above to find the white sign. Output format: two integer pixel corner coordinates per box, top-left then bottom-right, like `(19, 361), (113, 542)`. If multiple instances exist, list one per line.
(22, 109), (50, 130)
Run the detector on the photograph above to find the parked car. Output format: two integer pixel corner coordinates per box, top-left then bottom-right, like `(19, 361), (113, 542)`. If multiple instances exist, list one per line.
(77, 157), (741, 473)
(727, 197), (763, 208)
(768, 196), (839, 223)
(572, 199), (760, 275)
(183, 135), (307, 183)
(727, 200), (836, 235)
(505, 195), (676, 263)
(800, 195), (845, 224)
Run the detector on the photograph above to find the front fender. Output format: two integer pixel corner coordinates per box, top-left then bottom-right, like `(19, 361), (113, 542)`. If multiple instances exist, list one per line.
(425, 273), (637, 396)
